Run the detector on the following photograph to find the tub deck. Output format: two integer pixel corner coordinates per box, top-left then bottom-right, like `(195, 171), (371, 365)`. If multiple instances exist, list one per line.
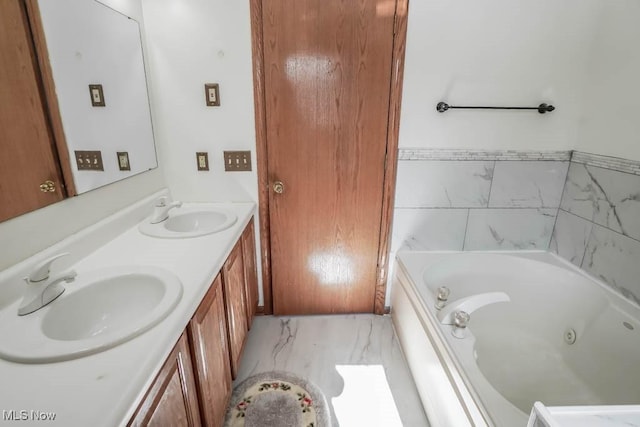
(391, 251), (640, 427)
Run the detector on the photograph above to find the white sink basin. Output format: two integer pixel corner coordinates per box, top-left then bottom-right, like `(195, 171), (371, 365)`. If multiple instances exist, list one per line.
(139, 208), (237, 238)
(0, 266), (182, 363)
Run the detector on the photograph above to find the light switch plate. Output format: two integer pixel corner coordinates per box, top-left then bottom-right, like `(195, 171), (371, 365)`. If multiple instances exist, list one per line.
(204, 83), (220, 106)
(75, 150), (104, 171)
(196, 152), (209, 171)
(224, 151), (252, 171)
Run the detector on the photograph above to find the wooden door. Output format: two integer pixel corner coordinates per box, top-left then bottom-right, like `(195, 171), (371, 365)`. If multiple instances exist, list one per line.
(0, 0), (65, 222)
(222, 240), (248, 379)
(129, 333), (201, 427)
(188, 273), (232, 427)
(241, 218), (259, 328)
(263, 0), (397, 314)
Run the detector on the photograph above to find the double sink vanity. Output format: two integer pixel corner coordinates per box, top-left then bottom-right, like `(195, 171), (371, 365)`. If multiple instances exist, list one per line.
(0, 190), (258, 426)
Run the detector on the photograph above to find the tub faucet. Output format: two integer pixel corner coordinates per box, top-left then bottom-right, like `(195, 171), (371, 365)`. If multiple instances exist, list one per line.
(438, 292), (510, 325)
(451, 311), (470, 339)
(150, 196), (182, 224)
(18, 253), (77, 316)
(435, 286), (450, 310)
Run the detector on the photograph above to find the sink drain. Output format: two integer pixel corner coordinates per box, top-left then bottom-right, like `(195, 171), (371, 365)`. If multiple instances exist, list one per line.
(564, 328), (577, 345)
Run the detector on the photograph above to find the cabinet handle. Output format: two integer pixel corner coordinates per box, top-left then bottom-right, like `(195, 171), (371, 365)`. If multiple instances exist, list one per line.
(39, 180), (56, 193)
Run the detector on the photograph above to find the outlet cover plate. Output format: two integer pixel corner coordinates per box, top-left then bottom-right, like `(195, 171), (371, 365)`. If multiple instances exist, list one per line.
(117, 152), (130, 171)
(204, 83), (220, 106)
(88, 84), (105, 107)
(196, 152), (209, 171)
(224, 151), (251, 171)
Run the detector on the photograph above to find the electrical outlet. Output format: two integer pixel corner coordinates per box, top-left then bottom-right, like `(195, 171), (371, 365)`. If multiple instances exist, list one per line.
(196, 152), (209, 171)
(204, 83), (220, 106)
(75, 150), (104, 171)
(224, 151), (252, 171)
(88, 84), (105, 107)
(117, 152), (130, 171)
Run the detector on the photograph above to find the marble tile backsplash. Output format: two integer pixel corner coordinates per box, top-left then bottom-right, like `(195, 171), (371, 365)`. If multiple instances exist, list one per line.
(391, 208), (468, 251)
(548, 210), (592, 266)
(551, 153), (640, 305)
(464, 208), (557, 250)
(489, 162), (568, 208)
(560, 163), (640, 241)
(392, 153), (569, 253)
(582, 225), (640, 305)
(394, 161), (493, 208)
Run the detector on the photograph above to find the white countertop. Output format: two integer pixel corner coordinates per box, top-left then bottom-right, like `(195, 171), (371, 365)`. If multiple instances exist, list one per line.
(0, 195), (256, 426)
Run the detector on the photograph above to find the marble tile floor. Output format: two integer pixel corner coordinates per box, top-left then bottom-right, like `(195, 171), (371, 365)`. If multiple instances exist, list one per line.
(233, 314), (430, 427)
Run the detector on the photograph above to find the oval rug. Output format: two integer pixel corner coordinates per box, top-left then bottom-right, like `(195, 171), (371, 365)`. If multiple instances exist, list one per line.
(224, 371), (330, 427)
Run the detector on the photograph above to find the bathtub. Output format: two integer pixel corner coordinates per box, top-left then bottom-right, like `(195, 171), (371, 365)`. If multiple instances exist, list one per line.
(390, 251), (640, 426)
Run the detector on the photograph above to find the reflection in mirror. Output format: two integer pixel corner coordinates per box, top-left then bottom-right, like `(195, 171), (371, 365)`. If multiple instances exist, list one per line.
(38, 0), (157, 194)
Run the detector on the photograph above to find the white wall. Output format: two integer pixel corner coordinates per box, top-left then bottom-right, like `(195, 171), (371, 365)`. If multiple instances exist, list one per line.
(140, 0), (262, 301)
(97, 0), (143, 20)
(140, 0), (257, 204)
(576, 0), (640, 161)
(0, 0), (164, 271)
(399, 0), (602, 151)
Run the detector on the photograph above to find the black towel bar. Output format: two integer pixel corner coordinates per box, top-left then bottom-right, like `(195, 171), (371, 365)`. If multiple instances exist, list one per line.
(436, 102), (555, 114)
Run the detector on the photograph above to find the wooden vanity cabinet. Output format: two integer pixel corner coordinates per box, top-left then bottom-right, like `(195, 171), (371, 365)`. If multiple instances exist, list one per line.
(222, 239), (249, 379)
(187, 273), (232, 427)
(241, 218), (259, 328)
(130, 218), (258, 426)
(128, 333), (201, 427)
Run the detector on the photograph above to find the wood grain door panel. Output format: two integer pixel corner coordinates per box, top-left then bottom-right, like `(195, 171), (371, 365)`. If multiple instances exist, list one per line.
(188, 273), (232, 427)
(129, 333), (201, 427)
(222, 240), (248, 379)
(0, 0), (65, 222)
(263, 0), (396, 314)
(242, 218), (259, 328)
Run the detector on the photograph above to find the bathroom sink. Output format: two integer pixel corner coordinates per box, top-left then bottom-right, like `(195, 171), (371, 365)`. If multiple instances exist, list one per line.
(139, 208), (237, 238)
(0, 266), (182, 363)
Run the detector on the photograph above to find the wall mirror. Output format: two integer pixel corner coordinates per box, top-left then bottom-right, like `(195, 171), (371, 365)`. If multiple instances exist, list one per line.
(38, 0), (157, 194)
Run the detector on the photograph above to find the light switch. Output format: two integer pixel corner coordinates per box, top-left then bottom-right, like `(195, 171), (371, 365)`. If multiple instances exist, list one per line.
(75, 150), (104, 171)
(204, 83), (220, 106)
(196, 152), (209, 171)
(223, 151), (252, 171)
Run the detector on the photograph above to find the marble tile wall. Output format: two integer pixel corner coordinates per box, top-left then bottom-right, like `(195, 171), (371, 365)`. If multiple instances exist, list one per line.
(551, 153), (640, 305)
(388, 149), (570, 303)
(392, 151), (569, 253)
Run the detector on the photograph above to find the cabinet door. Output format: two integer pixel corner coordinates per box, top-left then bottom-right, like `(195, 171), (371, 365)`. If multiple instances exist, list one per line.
(223, 239), (248, 379)
(129, 333), (201, 427)
(0, 0), (67, 222)
(188, 273), (232, 427)
(241, 218), (259, 328)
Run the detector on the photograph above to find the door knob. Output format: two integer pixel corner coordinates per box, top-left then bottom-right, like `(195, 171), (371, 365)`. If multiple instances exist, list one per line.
(39, 180), (56, 193)
(273, 181), (284, 194)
